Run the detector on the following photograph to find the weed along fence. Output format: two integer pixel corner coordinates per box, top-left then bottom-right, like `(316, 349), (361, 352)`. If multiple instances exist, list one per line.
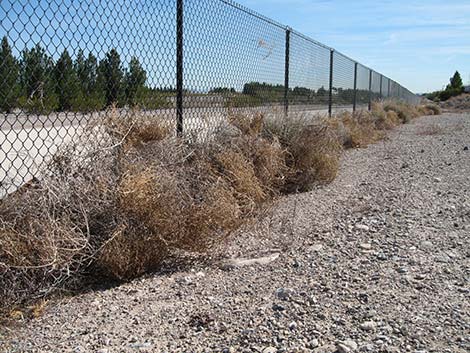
(0, 0), (420, 197)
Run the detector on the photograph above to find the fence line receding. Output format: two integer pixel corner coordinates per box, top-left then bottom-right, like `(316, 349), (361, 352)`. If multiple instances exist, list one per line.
(0, 0), (420, 197)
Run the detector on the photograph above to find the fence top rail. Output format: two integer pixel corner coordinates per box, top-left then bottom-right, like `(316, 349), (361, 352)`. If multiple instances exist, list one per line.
(218, 0), (287, 30)
(289, 29), (332, 52)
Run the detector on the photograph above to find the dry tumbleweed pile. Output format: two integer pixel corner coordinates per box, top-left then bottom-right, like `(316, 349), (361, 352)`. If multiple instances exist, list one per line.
(0, 101), (440, 313)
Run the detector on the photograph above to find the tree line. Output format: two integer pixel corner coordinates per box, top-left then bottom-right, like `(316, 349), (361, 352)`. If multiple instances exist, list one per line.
(0, 36), (163, 114)
(211, 82), (375, 107)
(0, 35), (385, 114)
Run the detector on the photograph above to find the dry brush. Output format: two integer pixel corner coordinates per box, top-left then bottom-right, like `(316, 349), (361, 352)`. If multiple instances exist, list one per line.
(0, 100), (440, 316)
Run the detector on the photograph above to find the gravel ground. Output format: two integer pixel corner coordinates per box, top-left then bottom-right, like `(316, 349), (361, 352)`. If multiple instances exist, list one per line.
(1, 113), (469, 353)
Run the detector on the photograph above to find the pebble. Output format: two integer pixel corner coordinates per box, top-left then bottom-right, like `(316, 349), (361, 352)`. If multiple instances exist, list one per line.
(420, 241), (433, 249)
(262, 347), (277, 353)
(275, 288), (295, 300)
(307, 339), (319, 348)
(355, 224), (370, 231)
(309, 244), (324, 252)
(272, 303), (285, 311)
(360, 321), (377, 331)
(377, 253), (388, 261)
(360, 344), (374, 351)
(336, 339), (358, 353)
(129, 342), (152, 349)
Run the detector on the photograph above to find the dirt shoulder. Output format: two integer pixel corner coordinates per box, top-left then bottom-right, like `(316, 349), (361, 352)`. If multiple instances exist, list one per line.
(1, 113), (469, 353)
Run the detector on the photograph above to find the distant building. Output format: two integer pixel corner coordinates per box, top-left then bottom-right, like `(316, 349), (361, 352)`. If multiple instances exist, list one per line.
(464, 85), (470, 93)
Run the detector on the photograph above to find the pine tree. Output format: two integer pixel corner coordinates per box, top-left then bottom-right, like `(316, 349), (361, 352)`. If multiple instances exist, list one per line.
(54, 49), (79, 111)
(125, 56), (146, 106)
(441, 71), (465, 101)
(75, 49), (87, 92)
(449, 71), (463, 91)
(73, 50), (105, 111)
(0, 36), (20, 113)
(75, 50), (99, 95)
(20, 44), (57, 111)
(102, 48), (123, 106)
(85, 52), (99, 94)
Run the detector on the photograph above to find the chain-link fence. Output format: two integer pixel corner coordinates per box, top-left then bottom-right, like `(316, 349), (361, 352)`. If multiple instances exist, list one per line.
(0, 0), (420, 197)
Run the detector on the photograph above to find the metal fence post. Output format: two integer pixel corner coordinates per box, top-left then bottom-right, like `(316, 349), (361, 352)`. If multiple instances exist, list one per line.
(284, 27), (290, 119)
(368, 69), (372, 111)
(328, 49), (334, 117)
(353, 62), (358, 112)
(388, 79), (391, 97)
(379, 74), (383, 98)
(176, 0), (184, 136)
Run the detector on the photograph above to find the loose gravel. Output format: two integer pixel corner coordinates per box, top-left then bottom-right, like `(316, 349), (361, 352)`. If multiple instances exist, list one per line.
(1, 113), (469, 353)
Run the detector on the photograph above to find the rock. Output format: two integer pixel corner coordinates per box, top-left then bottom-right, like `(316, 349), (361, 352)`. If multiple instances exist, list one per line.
(275, 287), (295, 300)
(222, 348), (236, 353)
(355, 224), (370, 232)
(272, 303), (285, 311)
(262, 347), (277, 353)
(129, 342), (152, 349)
(360, 321), (377, 332)
(316, 345), (337, 353)
(377, 252), (388, 261)
(219, 253), (280, 270)
(359, 243), (372, 250)
(309, 244), (323, 252)
(336, 339), (358, 352)
(386, 347), (400, 353)
(464, 146), (468, 151)
(360, 344), (374, 351)
(288, 321), (297, 330)
(307, 339), (319, 349)
(176, 276), (193, 285)
(420, 241), (433, 249)
(433, 177), (442, 182)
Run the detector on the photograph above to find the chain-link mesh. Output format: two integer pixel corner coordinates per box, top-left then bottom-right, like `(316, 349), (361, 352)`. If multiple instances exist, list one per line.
(371, 71), (381, 101)
(356, 64), (370, 108)
(288, 32), (330, 116)
(332, 51), (355, 109)
(0, 0), (421, 197)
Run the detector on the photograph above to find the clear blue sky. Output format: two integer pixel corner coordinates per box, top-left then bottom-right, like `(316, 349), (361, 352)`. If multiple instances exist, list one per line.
(238, 0), (470, 93)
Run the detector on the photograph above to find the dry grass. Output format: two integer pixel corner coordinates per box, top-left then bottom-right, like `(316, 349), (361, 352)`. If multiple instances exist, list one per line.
(227, 112), (264, 136)
(0, 100), (435, 313)
(418, 103), (442, 116)
(383, 101), (417, 123)
(328, 110), (384, 149)
(261, 115), (342, 192)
